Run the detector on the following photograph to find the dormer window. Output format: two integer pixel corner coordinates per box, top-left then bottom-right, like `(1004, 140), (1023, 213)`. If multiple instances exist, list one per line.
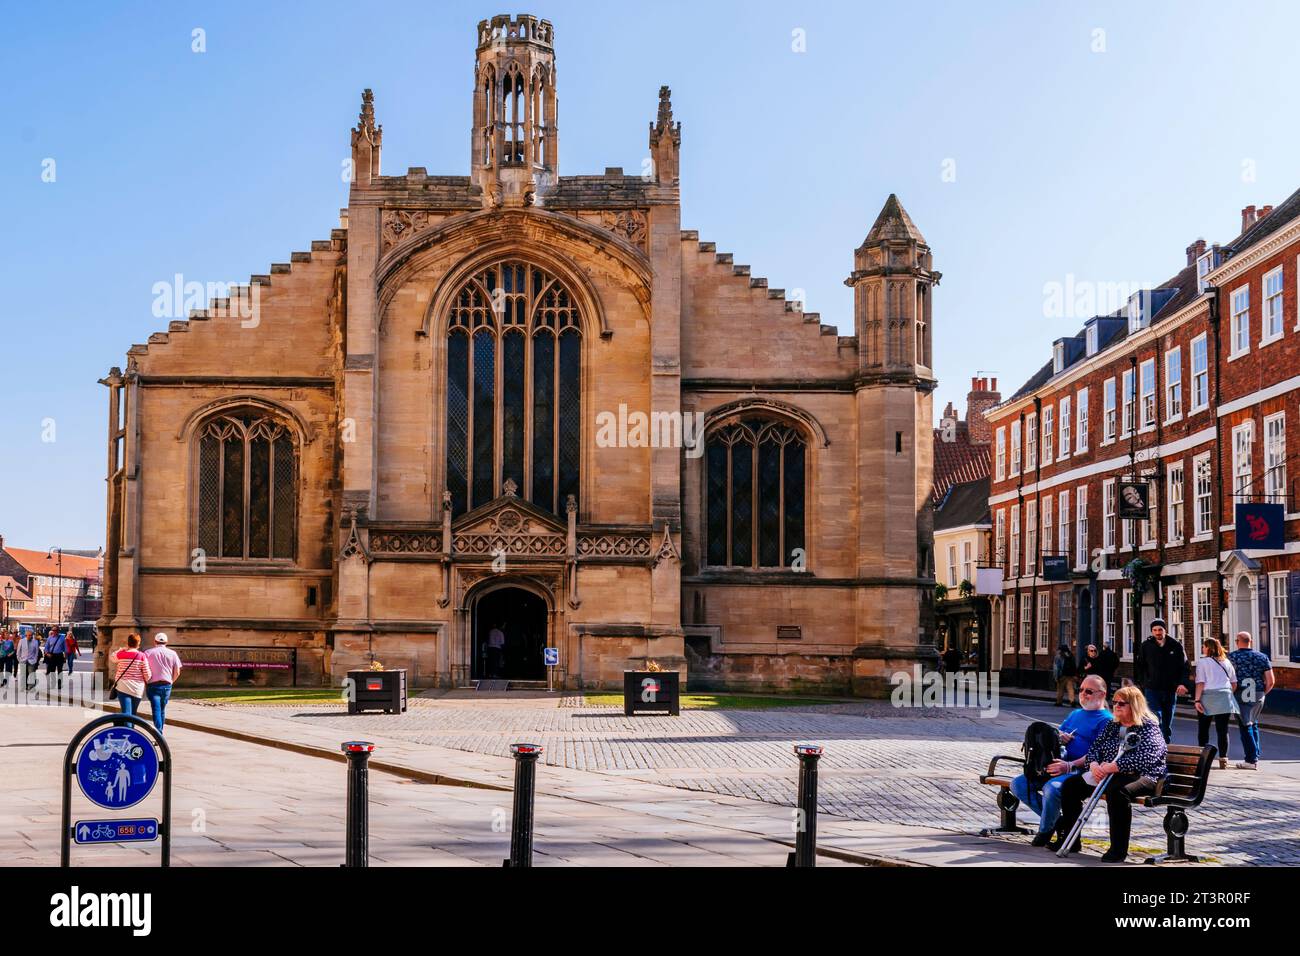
(1196, 250), (1219, 294)
(1086, 324), (1099, 356)
(1053, 342), (1065, 375)
(1127, 290), (1151, 333)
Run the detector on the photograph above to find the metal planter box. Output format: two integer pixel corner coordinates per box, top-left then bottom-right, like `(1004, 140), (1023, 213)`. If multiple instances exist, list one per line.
(623, 671), (680, 716)
(347, 669), (408, 715)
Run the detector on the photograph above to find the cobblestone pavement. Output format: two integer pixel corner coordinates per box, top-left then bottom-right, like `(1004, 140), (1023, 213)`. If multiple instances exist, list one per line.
(223, 696), (1300, 865)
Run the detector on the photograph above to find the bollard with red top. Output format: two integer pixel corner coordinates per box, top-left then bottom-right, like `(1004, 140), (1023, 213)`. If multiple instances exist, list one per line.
(341, 741), (374, 868)
(788, 743), (823, 867)
(503, 742), (543, 867)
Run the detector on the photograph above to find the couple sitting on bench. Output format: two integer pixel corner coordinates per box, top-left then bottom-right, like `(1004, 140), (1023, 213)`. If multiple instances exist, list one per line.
(1012, 678), (1170, 861)
(1011, 675), (1111, 847)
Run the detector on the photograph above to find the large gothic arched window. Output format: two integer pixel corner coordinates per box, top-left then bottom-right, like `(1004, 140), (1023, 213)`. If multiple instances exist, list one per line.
(705, 418), (806, 568)
(195, 410), (298, 559)
(446, 260), (581, 517)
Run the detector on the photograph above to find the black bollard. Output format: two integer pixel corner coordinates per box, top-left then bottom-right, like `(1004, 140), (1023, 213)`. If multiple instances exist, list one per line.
(504, 743), (543, 867)
(341, 741), (374, 868)
(790, 743), (823, 867)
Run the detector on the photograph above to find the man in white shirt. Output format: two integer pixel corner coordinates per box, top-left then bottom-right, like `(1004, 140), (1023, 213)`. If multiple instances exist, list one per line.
(142, 633), (183, 733)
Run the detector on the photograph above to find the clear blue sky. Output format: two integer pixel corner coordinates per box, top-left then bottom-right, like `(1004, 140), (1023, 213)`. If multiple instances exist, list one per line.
(2, 0), (1297, 549)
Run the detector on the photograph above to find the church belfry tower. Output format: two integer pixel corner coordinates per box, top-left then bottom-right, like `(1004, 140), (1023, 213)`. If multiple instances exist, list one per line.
(847, 194), (940, 694)
(471, 14), (558, 207)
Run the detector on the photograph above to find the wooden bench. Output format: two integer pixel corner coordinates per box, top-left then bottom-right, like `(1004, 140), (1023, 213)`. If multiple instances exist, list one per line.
(1137, 743), (1216, 864)
(978, 754), (1030, 835)
(977, 743), (1217, 862)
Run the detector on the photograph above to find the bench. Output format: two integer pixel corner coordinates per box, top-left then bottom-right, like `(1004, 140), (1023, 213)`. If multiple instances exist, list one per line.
(1137, 743), (1216, 864)
(978, 754), (1030, 835)
(977, 743), (1217, 862)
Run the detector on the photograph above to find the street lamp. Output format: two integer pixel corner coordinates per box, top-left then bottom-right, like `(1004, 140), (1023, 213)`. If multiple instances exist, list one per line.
(48, 548), (62, 632)
(3, 582), (12, 630)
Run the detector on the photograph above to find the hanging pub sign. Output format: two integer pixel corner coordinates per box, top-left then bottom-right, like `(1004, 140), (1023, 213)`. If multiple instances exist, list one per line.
(1042, 555), (1070, 581)
(1118, 481), (1149, 519)
(1235, 503), (1285, 551)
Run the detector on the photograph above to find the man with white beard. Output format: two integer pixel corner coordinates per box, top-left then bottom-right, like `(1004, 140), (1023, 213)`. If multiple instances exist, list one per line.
(1010, 675), (1114, 847)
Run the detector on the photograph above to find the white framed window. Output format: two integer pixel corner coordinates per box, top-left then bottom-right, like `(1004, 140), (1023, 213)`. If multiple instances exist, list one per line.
(1262, 266), (1284, 344)
(1042, 496), (1054, 565)
(1194, 584), (1214, 649)
(995, 427), (1006, 481)
(1165, 347), (1182, 421)
(1140, 359), (1156, 428)
(1233, 421), (1254, 502)
(1103, 589), (1116, 651)
(1087, 324), (1099, 355)
(1103, 478), (1117, 552)
(1230, 285), (1250, 357)
(1167, 461), (1184, 543)
(1122, 590), (1134, 659)
(1269, 573), (1290, 662)
(1075, 487), (1088, 571)
(1059, 396), (1071, 458)
(1121, 367), (1135, 436)
(1264, 412), (1287, 505)
(962, 540), (973, 584)
(1025, 412), (1038, 471)
(1037, 592), (1050, 653)
(1003, 595), (1013, 655)
(1058, 489), (1070, 560)
(1010, 420), (1022, 477)
(1025, 499), (1038, 573)
(1194, 452), (1213, 537)
(1196, 252), (1213, 294)
(948, 545), (958, 587)
(1103, 378), (1117, 441)
(1139, 480), (1157, 548)
(1053, 342), (1065, 374)
(1167, 585), (1184, 646)
(995, 509), (1006, 569)
(1190, 334), (1209, 412)
(1042, 406), (1054, 466)
(1076, 387), (1089, 452)
(1009, 505), (1020, 577)
(1021, 593), (1033, 653)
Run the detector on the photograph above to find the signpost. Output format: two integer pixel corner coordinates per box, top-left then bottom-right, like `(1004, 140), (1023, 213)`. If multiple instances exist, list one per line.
(61, 714), (171, 866)
(544, 646), (559, 693)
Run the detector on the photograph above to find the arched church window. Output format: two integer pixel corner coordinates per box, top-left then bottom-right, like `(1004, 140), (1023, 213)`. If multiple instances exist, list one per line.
(705, 418), (806, 568)
(195, 410), (297, 560)
(446, 260), (581, 517)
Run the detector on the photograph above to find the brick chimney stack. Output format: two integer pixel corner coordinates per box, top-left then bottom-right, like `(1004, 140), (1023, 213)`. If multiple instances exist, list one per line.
(1259, 204), (1274, 221)
(1242, 205), (1258, 233)
(1186, 238), (1206, 267)
(965, 376), (1001, 445)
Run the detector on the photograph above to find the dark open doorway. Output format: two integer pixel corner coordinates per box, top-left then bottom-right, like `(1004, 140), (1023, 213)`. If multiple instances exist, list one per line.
(472, 586), (548, 681)
(1076, 588), (1093, 663)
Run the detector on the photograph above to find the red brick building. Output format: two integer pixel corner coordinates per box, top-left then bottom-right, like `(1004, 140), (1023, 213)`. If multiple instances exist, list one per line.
(0, 537), (102, 629)
(985, 191), (1300, 710)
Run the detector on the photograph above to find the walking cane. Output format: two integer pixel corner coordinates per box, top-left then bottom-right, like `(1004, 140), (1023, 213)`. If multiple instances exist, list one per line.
(1056, 730), (1139, 858)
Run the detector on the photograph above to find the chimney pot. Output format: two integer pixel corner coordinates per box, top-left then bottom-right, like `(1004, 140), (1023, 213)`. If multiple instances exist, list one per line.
(1260, 205), (1274, 220)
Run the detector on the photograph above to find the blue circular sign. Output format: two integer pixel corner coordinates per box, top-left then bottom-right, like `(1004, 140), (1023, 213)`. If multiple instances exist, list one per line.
(75, 725), (159, 811)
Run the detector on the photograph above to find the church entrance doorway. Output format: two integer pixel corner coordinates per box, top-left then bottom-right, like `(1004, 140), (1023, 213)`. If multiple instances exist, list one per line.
(471, 585), (548, 681)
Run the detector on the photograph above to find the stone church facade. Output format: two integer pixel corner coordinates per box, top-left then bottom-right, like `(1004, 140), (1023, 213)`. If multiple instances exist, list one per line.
(98, 14), (938, 695)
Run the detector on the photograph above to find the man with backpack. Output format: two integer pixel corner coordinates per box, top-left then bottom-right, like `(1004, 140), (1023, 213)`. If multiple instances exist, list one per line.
(1010, 674), (1113, 847)
(1053, 643), (1078, 706)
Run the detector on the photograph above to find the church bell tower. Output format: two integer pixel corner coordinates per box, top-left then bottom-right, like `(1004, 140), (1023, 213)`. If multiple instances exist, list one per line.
(471, 14), (558, 208)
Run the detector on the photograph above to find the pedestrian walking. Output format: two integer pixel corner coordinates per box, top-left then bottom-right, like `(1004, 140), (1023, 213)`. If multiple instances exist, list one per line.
(64, 630), (79, 674)
(1227, 631), (1274, 770)
(43, 628), (68, 691)
(1194, 637), (1238, 770)
(142, 632), (182, 732)
(1082, 643), (1119, 690)
(0, 632), (16, 686)
(109, 634), (152, 719)
(1053, 643), (1078, 706)
(17, 630), (42, 692)
(1133, 618), (1189, 744)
